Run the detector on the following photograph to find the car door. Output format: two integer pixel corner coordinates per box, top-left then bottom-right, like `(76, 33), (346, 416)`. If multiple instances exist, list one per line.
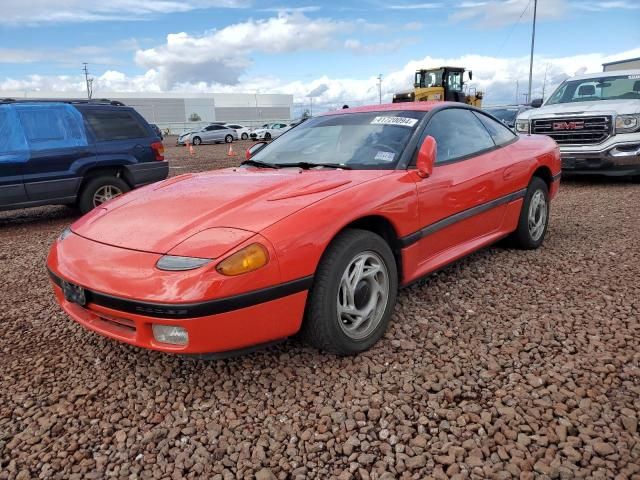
(413, 107), (516, 263)
(0, 105), (28, 207)
(17, 104), (96, 204)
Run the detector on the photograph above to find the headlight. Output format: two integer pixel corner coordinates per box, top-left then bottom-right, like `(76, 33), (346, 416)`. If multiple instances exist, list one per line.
(58, 227), (72, 242)
(515, 120), (530, 133)
(615, 115), (640, 133)
(216, 243), (269, 276)
(156, 255), (211, 271)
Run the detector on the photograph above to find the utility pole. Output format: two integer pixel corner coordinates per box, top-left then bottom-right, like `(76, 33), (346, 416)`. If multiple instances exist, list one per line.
(515, 80), (519, 105)
(527, 0), (537, 104)
(541, 63), (550, 100)
(82, 63), (93, 100)
(310, 97), (313, 116)
(377, 74), (383, 104)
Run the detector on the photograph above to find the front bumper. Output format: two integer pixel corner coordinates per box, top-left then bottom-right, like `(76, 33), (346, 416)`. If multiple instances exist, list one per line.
(49, 270), (309, 355)
(560, 142), (640, 176)
(47, 232), (311, 355)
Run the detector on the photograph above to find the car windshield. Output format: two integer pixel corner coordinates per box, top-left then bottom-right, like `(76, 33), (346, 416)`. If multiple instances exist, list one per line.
(485, 108), (518, 124)
(249, 110), (426, 169)
(546, 74), (640, 104)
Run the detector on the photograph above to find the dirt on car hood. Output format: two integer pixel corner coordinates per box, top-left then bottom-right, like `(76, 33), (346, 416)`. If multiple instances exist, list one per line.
(71, 167), (389, 254)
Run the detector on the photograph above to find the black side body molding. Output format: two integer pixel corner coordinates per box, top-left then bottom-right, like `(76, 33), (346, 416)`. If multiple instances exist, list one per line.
(400, 189), (527, 248)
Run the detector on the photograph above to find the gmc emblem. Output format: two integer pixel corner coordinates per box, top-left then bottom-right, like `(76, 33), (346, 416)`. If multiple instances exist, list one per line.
(553, 121), (585, 131)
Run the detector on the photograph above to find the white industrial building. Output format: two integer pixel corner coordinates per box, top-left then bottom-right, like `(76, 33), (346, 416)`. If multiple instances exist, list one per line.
(0, 91), (294, 134)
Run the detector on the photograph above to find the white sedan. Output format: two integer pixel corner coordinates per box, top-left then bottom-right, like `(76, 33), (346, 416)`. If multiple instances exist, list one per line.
(249, 122), (294, 141)
(224, 123), (252, 140)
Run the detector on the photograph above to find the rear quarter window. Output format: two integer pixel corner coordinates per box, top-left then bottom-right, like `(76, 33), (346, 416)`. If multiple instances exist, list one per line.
(473, 111), (517, 146)
(83, 110), (149, 141)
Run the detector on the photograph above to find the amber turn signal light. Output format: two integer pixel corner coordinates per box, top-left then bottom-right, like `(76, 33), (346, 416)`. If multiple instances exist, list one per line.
(216, 243), (269, 276)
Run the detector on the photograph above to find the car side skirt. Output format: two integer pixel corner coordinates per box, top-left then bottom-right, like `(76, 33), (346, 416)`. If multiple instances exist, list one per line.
(48, 269), (313, 320)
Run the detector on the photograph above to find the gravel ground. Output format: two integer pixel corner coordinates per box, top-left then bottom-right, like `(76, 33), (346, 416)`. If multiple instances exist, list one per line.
(1, 141), (639, 479)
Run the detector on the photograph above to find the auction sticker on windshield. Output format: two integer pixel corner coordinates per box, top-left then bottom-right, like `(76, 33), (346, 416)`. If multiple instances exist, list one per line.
(374, 151), (396, 162)
(371, 116), (418, 127)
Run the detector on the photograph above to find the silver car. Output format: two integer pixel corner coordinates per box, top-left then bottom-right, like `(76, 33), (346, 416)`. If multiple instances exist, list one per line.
(177, 125), (238, 145)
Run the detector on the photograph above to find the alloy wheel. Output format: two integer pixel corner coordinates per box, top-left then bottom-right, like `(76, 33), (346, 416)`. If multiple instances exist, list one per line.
(93, 185), (123, 207)
(528, 190), (547, 241)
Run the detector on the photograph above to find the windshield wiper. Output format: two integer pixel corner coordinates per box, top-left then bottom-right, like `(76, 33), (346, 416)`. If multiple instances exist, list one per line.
(275, 162), (352, 170)
(240, 159), (279, 169)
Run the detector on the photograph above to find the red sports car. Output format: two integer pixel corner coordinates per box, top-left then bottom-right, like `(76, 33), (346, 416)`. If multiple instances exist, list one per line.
(48, 102), (560, 356)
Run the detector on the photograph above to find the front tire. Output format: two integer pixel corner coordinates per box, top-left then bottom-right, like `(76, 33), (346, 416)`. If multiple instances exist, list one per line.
(508, 176), (549, 249)
(264, 132), (272, 141)
(78, 176), (130, 214)
(192, 136), (202, 145)
(300, 229), (398, 355)
(241, 133), (249, 140)
(225, 134), (233, 143)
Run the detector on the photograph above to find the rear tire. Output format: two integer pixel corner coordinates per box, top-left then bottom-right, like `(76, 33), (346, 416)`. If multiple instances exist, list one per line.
(78, 176), (130, 214)
(300, 229), (398, 355)
(507, 176), (549, 249)
(225, 135), (233, 143)
(192, 136), (202, 145)
(241, 133), (249, 140)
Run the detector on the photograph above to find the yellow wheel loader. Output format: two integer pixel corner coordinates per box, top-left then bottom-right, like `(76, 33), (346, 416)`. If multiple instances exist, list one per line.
(392, 66), (483, 107)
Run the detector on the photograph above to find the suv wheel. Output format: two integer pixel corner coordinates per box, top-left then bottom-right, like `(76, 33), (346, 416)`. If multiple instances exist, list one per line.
(299, 229), (398, 355)
(225, 134), (233, 143)
(78, 176), (130, 214)
(192, 136), (202, 145)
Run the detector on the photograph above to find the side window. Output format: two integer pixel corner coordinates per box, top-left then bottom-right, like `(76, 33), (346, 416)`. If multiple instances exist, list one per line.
(15, 104), (88, 151)
(211, 125), (225, 130)
(473, 112), (517, 146)
(84, 110), (148, 141)
(424, 109), (495, 164)
(446, 71), (462, 91)
(205, 126), (216, 131)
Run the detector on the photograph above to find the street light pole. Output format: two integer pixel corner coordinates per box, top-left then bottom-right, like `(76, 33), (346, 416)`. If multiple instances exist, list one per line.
(377, 74), (383, 104)
(527, 0), (537, 104)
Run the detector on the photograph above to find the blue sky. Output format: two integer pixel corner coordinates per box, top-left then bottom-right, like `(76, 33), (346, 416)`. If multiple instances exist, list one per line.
(1, 0), (639, 107)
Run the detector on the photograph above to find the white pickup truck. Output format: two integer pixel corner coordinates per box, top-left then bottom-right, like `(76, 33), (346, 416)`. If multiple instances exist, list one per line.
(515, 70), (640, 179)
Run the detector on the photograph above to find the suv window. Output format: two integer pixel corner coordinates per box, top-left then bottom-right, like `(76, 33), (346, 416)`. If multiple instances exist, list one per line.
(84, 110), (148, 141)
(473, 111), (516, 145)
(15, 104), (87, 151)
(425, 108), (495, 164)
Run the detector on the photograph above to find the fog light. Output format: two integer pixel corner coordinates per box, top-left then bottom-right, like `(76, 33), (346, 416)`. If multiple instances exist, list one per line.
(152, 324), (188, 346)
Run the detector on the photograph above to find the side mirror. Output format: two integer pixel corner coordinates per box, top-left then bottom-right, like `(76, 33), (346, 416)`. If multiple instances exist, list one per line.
(245, 141), (268, 160)
(530, 98), (543, 108)
(416, 136), (436, 178)
(468, 70), (473, 80)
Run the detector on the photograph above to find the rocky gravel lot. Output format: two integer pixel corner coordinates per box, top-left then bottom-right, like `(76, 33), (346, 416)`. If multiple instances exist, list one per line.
(1, 141), (639, 479)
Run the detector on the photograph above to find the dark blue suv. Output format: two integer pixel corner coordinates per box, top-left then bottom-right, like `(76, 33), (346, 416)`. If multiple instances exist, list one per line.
(0, 99), (168, 214)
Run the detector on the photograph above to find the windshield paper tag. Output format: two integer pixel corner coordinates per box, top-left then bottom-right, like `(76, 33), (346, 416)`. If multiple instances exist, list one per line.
(375, 151), (396, 162)
(371, 116), (418, 127)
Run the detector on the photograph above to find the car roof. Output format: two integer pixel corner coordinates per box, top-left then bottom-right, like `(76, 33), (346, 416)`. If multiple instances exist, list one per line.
(568, 69), (640, 81)
(322, 101), (455, 116)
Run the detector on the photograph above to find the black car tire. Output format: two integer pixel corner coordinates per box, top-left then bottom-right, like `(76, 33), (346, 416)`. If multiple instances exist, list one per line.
(241, 133), (249, 140)
(225, 135), (233, 143)
(264, 132), (272, 141)
(78, 175), (130, 214)
(300, 229), (398, 356)
(508, 176), (550, 249)
(192, 136), (202, 145)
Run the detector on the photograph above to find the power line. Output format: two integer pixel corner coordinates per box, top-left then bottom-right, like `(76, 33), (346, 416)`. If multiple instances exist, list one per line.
(495, 0), (532, 58)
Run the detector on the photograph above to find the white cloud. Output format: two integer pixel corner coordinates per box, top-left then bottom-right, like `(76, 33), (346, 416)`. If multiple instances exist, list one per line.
(451, 0), (568, 27)
(0, 0), (250, 25)
(135, 13), (357, 88)
(573, 0), (640, 11)
(387, 2), (443, 9)
(5, 48), (640, 112)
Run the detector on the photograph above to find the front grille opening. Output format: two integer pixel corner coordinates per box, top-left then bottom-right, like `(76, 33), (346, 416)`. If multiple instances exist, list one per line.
(532, 116), (611, 145)
(95, 313), (137, 335)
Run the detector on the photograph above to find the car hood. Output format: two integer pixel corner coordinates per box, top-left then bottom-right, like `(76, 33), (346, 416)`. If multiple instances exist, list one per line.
(71, 168), (389, 255)
(518, 99), (640, 119)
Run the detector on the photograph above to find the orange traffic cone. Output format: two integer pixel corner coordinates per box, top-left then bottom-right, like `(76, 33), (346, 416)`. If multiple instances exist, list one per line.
(227, 143), (237, 157)
(188, 142), (195, 156)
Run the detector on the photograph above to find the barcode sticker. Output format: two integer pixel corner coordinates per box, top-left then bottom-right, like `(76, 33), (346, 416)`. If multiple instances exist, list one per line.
(371, 116), (418, 127)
